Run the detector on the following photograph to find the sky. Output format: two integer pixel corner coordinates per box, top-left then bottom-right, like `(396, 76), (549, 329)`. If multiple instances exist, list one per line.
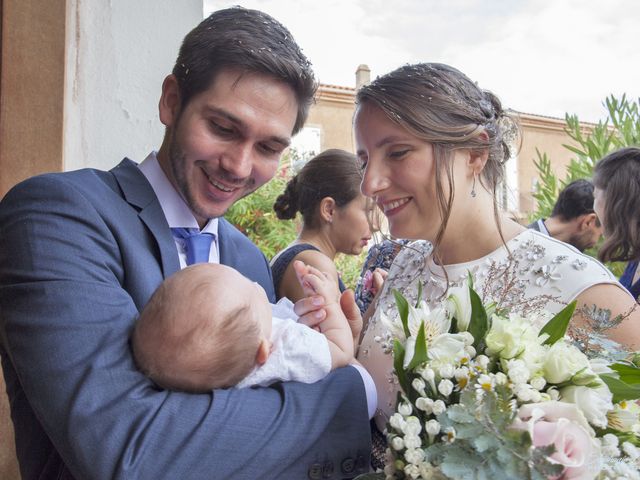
(203, 0), (640, 124)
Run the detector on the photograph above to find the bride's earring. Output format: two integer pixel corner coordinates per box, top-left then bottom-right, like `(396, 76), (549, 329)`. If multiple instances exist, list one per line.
(471, 173), (477, 198)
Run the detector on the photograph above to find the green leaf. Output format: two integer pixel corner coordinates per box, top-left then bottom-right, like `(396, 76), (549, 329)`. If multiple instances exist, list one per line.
(468, 286), (488, 349)
(600, 373), (640, 403)
(610, 362), (640, 384)
(392, 289), (410, 338)
(415, 280), (424, 308)
(407, 322), (428, 370)
(539, 301), (576, 345)
(393, 339), (409, 394)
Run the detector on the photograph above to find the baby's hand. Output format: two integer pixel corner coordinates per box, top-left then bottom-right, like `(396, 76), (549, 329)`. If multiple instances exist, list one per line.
(292, 260), (338, 304)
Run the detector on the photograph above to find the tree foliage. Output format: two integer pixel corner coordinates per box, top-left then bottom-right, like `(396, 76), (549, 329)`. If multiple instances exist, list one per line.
(531, 95), (640, 276)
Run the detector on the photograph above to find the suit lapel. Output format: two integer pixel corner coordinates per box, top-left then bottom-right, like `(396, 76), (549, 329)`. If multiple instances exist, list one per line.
(110, 159), (180, 278)
(218, 219), (239, 270)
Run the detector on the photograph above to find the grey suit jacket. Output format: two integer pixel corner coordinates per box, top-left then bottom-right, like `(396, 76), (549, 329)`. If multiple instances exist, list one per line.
(0, 159), (370, 479)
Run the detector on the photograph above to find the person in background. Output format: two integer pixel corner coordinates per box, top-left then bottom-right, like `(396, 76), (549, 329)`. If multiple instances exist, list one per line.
(593, 147), (640, 301)
(0, 7), (372, 479)
(528, 178), (603, 252)
(354, 238), (410, 315)
(271, 149), (373, 303)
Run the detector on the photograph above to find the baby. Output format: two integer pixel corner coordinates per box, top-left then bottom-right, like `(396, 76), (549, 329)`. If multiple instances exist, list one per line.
(132, 261), (356, 392)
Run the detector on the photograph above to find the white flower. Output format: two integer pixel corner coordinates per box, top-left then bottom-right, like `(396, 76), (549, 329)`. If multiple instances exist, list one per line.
(446, 285), (472, 331)
(398, 402), (413, 417)
(439, 364), (455, 379)
(494, 372), (508, 386)
(438, 379), (454, 396)
(415, 397), (434, 414)
(477, 374), (494, 392)
(530, 376), (546, 391)
(607, 400), (640, 433)
(505, 359), (531, 385)
(403, 463), (421, 479)
(560, 384), (613, 428)
(428, 333), (469, 368)
(543, 342), (590, 384)
(404, 448), (425, 465)
(402, 416), (422, 436)
(601, 433), (619, 446)
(485, 313), (540, 359)
(412, 378), (427, 397)
(474, 355), (490, 371)
(588, 357), (614, 375)
(403, 434), (422, 449)
(622, 441), (640, 460)
(389, 413), (406, 431)
(425, 419), (440, 436)
(432, 400), (446, 415)
(391, 436), (405, 450)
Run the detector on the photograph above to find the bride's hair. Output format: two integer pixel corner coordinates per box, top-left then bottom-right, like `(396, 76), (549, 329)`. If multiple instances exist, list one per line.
(356, 63), (520, 259)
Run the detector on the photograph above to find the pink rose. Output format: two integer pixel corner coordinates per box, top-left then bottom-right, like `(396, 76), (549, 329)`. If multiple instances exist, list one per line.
(512, 401), (601, 479)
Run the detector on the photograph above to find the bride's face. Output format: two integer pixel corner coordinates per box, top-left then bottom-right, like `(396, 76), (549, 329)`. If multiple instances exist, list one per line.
(354, 103), (445, 241)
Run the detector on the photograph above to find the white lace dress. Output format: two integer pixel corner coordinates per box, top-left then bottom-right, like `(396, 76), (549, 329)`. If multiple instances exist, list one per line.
(357, 229), (627, 431)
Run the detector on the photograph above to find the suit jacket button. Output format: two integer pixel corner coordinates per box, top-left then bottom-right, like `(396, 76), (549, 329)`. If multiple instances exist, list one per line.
(308, 463), (323, 480)
(341, 457), (355, 474)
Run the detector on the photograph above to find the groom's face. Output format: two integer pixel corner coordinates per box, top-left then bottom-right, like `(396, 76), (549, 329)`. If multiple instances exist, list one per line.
(159, 69), (298, 226)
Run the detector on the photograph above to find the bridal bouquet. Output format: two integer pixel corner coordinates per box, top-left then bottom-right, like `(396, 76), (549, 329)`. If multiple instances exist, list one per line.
(358, 280), (640, 480)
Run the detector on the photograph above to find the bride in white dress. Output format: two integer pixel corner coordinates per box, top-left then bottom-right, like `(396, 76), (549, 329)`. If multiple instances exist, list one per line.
(350, 63), (640, 437)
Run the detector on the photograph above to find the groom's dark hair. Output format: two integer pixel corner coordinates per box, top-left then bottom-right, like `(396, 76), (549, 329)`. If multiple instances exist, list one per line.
(172, 6), (317, 135)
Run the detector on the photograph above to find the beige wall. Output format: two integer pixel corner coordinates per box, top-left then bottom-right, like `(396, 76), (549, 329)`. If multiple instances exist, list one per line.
(306, 85), (357, 152)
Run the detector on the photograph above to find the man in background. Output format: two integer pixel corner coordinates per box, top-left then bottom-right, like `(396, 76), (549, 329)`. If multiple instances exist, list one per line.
(528, 178), (603, 252)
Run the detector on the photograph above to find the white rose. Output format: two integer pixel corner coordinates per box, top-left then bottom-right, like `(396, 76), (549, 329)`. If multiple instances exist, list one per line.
(398, 402), (413, 416)
(432, 400), (446, 415)
(404, 448), (425, 465)
(415, 397), (434, 413)
(403, 434), (422, 449)
(402, 416), (422, 435)
(560, 385), (613, 428)
(485, 313), (539, 359)
(543, 343), (590, 384)
(391, 436), (405, 450)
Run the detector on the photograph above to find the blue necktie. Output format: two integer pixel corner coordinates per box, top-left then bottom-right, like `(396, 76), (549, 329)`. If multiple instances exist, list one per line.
(171, 228), (215, 265)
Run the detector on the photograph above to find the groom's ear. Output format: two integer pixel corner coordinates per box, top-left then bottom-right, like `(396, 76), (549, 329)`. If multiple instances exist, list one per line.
(319, 197), (336, 224)
(159, 74), (182, 127)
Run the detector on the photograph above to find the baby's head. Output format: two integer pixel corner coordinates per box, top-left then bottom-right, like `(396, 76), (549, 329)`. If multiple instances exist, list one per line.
(132, 263), (273, 392)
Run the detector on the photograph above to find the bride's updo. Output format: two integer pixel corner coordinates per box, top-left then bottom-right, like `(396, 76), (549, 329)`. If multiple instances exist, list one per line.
(356, 62), (520, 247)
(273, 149), (363, 228)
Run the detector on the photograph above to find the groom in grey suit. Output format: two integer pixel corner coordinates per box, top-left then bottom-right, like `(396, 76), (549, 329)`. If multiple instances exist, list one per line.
(0, 7), (371, 480)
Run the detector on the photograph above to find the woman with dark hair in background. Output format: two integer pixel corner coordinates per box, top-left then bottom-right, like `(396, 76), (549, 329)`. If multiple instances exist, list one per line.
(593, 147), (640, 301)
(271, 149), (373, 303)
